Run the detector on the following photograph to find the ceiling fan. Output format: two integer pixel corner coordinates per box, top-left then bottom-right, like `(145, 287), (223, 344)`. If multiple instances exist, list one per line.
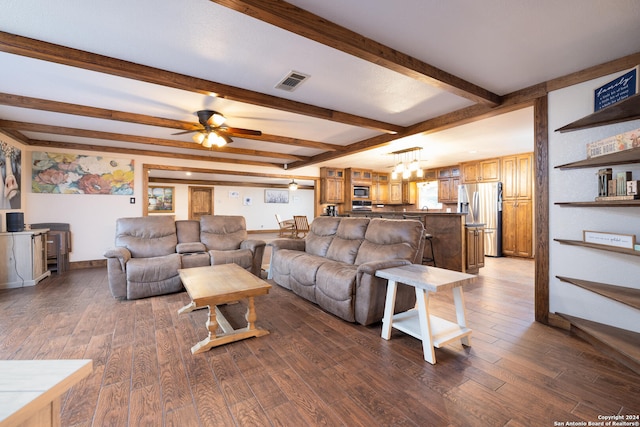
(173, 110), (262, 148)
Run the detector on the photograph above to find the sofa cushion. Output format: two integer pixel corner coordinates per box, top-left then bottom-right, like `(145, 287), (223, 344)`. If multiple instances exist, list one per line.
(271, 249), (305, 290)
(176, 220), (201, 243)
(115, 216), (177, 258)
(210, 248), (253, 270)
(200, 215), (247, 250)
(305, 216), (341, 257)
(289, 254), (327, 303)
(315, 262), (358, 322)
(125, 253), (183, 299)
(325, 217), (369, 264)
(354, 218), (423, 265)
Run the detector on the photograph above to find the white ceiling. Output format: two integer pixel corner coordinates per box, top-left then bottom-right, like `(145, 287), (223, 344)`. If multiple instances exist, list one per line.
(0, 0), (639, 186)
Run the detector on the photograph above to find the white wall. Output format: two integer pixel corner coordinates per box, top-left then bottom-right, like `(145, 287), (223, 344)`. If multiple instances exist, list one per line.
(10, 144), (317, 263)
(549, 72), (640, 332)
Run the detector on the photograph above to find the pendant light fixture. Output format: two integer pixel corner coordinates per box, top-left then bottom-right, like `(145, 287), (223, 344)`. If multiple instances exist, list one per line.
(389, 147), (424, 179)
(288, 179), (298, 191)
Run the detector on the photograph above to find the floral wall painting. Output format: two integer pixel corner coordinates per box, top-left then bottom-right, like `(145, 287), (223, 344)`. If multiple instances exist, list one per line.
(264, 189), (289, 203)
(32, 152), (134, 195)
(0, 140), (21, 209)
(148, 186), (174, 213)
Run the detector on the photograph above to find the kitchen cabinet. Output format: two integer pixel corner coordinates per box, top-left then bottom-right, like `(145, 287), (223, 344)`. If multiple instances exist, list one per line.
(348, 168), (372, 183)
(437, 165), (460, 203)
(502, 199), (533, 257)
(402, 181), (417, 205)
(502, 153), (532, 199)
(461, 158), (500, 183)
(501, 153), (533, 257)
(0, 229), (50, 289)
(320, 167), (345, 204)
(389, 179), (402, 204)
(371, 172), (389, 204)
(465, 226), (485, 273)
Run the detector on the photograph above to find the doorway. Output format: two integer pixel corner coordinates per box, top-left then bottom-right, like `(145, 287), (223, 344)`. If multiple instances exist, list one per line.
(189, 186), (214, 220)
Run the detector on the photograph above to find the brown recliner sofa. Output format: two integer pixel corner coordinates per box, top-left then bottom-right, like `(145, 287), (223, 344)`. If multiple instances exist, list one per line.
(104, 215), (265, 300)
(269, 216), (425, 325)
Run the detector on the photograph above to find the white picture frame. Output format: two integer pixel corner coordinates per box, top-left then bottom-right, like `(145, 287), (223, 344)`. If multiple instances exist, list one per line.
(583, 230), (636, 249)
(264, 189), (289, 203)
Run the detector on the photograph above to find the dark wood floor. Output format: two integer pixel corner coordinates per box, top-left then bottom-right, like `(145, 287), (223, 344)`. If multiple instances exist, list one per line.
(1, 257), (638, 426)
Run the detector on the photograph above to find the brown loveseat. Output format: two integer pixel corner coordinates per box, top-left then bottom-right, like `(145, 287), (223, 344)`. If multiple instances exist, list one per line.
(269, 216), (424, 325)
(104, 215), (265, 300)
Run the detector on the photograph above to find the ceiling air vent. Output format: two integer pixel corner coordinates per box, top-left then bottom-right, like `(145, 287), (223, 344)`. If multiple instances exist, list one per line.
(275, 71), (310, 92)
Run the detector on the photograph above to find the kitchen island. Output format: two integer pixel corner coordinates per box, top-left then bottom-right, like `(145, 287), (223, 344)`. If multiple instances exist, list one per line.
(347, 211), (482, 273)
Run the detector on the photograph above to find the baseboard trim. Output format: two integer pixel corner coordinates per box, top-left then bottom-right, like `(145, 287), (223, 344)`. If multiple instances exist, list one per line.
(70, 259), (107, 270)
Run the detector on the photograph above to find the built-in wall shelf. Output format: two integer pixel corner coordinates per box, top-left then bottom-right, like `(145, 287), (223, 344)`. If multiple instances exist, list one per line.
(555, 200), (640, 207)
(555, 147), (640, 170)
(556, 276), (640, 311)
(557, 313), (640, 375)
(555, 93), (640, 133)
(554, 238), (640, 257)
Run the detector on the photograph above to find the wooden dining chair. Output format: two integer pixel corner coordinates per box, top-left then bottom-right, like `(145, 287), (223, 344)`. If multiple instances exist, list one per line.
(293, 215), (310, 238)
(275, 214), (295, 237)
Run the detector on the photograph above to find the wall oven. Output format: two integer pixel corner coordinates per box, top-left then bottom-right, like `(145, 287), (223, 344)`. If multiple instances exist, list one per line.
(353, 185), (370, 199)
(352, 200), (373, 211)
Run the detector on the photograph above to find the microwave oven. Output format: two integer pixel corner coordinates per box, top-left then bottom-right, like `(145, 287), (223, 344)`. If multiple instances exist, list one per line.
(353, 185), (370, 199)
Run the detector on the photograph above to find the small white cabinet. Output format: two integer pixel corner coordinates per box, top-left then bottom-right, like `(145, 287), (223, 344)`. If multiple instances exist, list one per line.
(0, 228), (51, 288)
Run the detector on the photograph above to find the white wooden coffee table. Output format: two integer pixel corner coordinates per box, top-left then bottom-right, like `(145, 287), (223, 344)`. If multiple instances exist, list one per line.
(178, 264), (271, 354)
(376, 264), (476, 364)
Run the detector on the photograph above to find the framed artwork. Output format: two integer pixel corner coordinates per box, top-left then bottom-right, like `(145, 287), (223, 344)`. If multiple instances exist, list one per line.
(0, 139), (21, 209)
(264, 189), (289, 203)
(31, 151), (134, 195)
(148, 186), (174, 213)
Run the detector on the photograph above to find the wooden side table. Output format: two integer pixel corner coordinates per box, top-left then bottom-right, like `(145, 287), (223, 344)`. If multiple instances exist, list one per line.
(376, 264), (476, 364)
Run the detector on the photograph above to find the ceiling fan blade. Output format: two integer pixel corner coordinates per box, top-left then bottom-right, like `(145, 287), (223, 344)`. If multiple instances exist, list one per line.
(219, 126), (262, 136)
(172, 129), (200, 135)
(219, 133), (233, 145)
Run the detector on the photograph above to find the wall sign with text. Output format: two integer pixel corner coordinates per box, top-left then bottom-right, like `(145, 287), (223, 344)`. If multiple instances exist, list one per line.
(594, 66), (638, 112)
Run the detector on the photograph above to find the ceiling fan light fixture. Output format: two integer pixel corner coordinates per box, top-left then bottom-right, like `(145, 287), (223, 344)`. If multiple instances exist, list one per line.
(288, 179), (298, 191)
(201, 134), (213, 148)
(193, 132), (205, 144)
(213, 133), (227, 147)
(211, 112), (226, 127)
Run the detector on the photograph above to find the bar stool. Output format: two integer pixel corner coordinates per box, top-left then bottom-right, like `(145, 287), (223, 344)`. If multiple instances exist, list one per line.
(422, 233), (436, 267)
(403, 215), (436, 266)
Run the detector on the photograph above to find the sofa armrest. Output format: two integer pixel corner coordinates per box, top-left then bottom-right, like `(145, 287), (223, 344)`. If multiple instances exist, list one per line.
(356, 259), (412, 276)
(240, 239), (266, 253)
(103, 246), (131, 270)
(268, 238), (306, 252)
(354, 259), (415, 326)
(176, 242), (206, 254)
(103, 247), (131, 300)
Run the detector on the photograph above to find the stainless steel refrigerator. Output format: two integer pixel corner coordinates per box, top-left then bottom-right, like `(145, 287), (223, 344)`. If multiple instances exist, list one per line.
(457, 182), (503, 257)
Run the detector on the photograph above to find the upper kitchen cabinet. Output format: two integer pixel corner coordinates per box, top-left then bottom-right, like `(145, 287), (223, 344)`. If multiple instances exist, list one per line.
(348, 168), (373, 184)
(437, 166), (460, 203)
(320, 167), (345, 204)
(502, 153), (533, 200)
(461, 158), (500, 183)
(371, 172), (390, 204)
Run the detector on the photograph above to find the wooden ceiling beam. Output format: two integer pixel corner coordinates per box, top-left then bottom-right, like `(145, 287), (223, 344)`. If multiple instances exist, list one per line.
(0, 92), (342, 152)
(0, 120), (307, 161)
(28, 139), (282, 168)
(211, 0), (501, 106)
(147, 163), (316, 181)
(0, 31), (402, 134)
